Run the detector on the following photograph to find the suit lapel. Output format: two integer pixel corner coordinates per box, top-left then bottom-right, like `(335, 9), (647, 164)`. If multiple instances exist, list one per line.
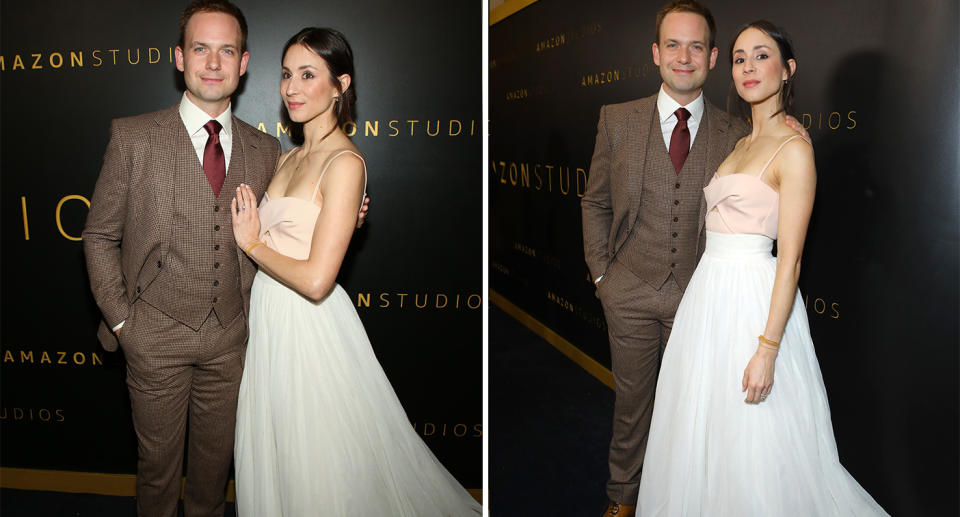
(699, 102), (731, 234)
(627, 99), (654, 229)
(150, 105), (189, 259)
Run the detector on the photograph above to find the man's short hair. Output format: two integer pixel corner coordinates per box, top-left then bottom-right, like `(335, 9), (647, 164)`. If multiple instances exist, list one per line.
(655, 0), (717, 49)
(178, 0), (248, 52)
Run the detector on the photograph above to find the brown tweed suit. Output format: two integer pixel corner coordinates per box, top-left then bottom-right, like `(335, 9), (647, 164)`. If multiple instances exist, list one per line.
(581, 94), (747, 503)
(83, 104), (280, 517)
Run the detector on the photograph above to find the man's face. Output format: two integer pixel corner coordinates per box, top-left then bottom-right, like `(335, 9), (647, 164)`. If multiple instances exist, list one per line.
(652, 11), (718, 105)
(175, 11), (249, 116)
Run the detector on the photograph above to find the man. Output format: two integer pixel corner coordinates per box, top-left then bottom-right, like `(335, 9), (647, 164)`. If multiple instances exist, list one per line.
(581, 2), (749, 515)
(82, 2), (278, 516)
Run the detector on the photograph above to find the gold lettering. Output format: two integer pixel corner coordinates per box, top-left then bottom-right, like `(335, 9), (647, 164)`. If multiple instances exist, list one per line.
(426, 120), (440, 136)
(21, 196), (30, 240)
(831, 302), (840, 319)
(276, 122), (290, 137)
(415, 294), (428, 309)
(423, 422), (435, 436)
(471, 119), (476, 135)
(92, 353), (103, 366)
(448, 120), (461, 136)
(397, 293), (408, 307)
(148, 47), (160, 64)
(20, 351), (34, 363)
(256, 122), (267, 133)
(57, 409), (65, 422)
(0, 56), (5, 70)
(357, 292), (370, 307)
(473, 423), (482, 437)
(846, 110), (856, 129)
(70, 51), (83, 67)
(13, 55), (25, 70)
(520, 163), (530, 187)
(577, 167), (587, 197)
(534, 164), (543, 190)
(40, 351), (51, 364)
(801, 113), (812, 129)
(467, 294), (482, 309)
(435, 293), (447, 309)
(108, 49), (119, 65)
(498, 161), (506, 184)
(55, 195), (90, 241)
(560, 166), (570, 195)
(828, 111), (841, 130)
(39, 409), (51, 422)
(388, 120), (400, 136)
(407, 120), (418, 136)
(57, 351), (68, 365)
(508, 162), (518, 186)
(92, 50), (103, 67)
(454, 423), (467, 437)
(31, 53), (43, 69)
(378, 293), (390, 307)
(545, 164), (554, 190)
(49, 52), (63, 68)
(3, 351), (12, 363)
(73, 352), (86, 365)
(127, 48), (140, 65)
(364, 120), (378, 136)
(343, 121), (357, 137)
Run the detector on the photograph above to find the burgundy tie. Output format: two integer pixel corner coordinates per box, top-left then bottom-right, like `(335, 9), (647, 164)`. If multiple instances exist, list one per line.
(668, 107), (691, 174)
(202, 120), (226, 196)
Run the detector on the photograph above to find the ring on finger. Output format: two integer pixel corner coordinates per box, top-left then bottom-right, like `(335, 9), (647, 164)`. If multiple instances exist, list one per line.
(240, 205), (247, 211)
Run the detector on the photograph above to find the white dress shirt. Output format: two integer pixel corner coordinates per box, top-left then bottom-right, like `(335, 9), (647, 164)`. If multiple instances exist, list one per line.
(179, 93), (234, 173)
(656, 85), (704, 151)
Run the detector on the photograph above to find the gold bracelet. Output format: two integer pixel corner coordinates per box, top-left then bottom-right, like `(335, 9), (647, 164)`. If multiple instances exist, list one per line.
(245, 241), (265, 254)
(758, 335), (780, 349)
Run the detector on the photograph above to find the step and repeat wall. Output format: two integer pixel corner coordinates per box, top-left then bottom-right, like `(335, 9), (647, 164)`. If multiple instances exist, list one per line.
(491, 1), (957, 515)
(1, 0), (481, 488)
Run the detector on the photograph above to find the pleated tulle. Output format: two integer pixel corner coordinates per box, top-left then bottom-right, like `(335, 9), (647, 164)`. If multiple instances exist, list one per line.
(636, 232), (888, 516)
(234, 271), (481, 516)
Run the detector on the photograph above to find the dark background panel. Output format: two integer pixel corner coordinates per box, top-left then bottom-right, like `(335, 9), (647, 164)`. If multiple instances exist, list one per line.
(0, 0), (481, 486)
(490, 0), (958, 514)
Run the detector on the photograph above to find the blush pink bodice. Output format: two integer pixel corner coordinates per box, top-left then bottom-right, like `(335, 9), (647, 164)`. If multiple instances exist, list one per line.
(258, 150), (367, 260)
(704, 135), (804, 240)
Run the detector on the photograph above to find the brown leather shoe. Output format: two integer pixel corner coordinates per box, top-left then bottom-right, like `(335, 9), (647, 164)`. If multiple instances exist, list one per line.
(602, 501), (637, 517)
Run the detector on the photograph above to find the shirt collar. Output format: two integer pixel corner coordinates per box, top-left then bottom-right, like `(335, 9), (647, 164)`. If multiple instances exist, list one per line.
(657, 85), (705, 124)
(179, 93), (233, 137)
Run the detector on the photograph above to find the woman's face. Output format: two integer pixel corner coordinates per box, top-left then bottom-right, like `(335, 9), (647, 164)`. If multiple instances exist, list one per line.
(281, 44), (340, 124)
(730, 27), (794, 107)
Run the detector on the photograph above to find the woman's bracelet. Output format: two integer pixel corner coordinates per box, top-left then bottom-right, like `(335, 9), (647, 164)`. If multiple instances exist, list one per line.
(244, 241), (265, 255)
(758, 334), (780, 351)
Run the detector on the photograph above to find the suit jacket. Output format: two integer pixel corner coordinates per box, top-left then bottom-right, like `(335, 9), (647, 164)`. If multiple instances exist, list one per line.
(581, 94), (748, 283)
(83, 104), (281, 351)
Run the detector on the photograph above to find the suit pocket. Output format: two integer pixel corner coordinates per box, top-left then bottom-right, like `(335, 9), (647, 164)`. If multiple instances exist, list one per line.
(116, 300), (140, 352)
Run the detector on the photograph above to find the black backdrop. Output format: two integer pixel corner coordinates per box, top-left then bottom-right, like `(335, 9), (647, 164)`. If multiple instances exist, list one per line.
(1, 0), (481, 489)
(490, 1), (958, 514)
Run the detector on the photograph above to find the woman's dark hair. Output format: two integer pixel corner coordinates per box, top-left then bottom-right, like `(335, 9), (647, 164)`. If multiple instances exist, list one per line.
(726, 20), (797, 119)
(282, 27), (356, 131)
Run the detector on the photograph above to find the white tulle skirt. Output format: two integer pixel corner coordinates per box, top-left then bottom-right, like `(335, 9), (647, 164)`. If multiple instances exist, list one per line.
(636, 232), (888, 516)
(234, 271), (481, 516)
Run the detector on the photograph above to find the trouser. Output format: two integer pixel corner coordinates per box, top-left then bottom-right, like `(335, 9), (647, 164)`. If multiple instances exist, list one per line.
(119, 299), (246, 517)
(596, 260), (683, 504)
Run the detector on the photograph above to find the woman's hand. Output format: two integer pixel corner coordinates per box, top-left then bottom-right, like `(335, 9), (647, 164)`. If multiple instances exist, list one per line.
(231, 183), (261, 251)
(742, 346), (778, 403)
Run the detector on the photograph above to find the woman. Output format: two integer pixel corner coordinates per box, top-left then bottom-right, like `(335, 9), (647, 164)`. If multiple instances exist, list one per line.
(230, 28), (481, 516)
(635, 21), (888, 515)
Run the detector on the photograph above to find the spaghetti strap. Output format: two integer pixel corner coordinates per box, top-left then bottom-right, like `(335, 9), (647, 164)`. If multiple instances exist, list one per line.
(311, 150), (368, 207)
(757, 134), (804, 180)
(277, 148), (298, 170)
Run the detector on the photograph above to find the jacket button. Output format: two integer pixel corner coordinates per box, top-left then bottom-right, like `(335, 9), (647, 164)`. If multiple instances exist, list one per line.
(669, 263), (676, 268)
(214, 244), (220, 250)
(214, 262), (220, 269)
(157, 260), (162, 268)
(214, 205), (220, 212)
(213, 280), (219, 287)
(673, 217), (679, 222)
(136, 286), (141, 293)
(673, 200), (679, 206)
(671, 248), (677, 253)
(675, 183), (681, 189)
(212, 297), (218, 303)
(214, 225), (221, 231)
(672, 232), (678, 238)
